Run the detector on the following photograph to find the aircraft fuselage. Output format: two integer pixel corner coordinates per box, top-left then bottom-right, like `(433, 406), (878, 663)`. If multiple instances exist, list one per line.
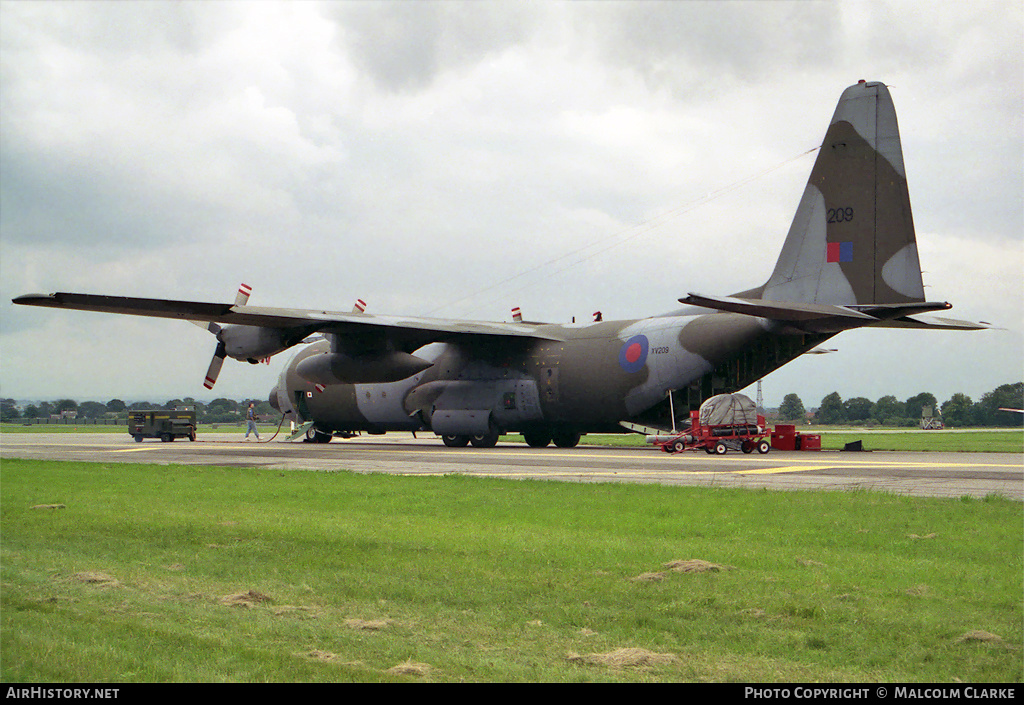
(272, 312), (825, 440)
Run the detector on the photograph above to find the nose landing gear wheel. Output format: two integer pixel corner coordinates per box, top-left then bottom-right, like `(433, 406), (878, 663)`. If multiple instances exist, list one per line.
(305, 426), (333, 443)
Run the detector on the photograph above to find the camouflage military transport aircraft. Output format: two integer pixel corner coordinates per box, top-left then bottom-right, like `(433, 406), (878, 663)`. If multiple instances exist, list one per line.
(14, 81), (987, 448)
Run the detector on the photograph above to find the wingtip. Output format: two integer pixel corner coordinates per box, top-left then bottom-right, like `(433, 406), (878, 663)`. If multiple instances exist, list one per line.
(12, 293), (53, 304)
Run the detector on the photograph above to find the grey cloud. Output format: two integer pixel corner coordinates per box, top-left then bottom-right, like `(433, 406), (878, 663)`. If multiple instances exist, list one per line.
(0, 140), (236, 252)
(573, 1), (842, 95)
(3, 2), (212, 57)
(327, 2), (538, 92)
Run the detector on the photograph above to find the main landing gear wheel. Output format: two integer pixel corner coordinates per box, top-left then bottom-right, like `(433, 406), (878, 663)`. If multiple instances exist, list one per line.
(442, 434), (470, 448)
(470, 431), (500, 448)
(522, 431), (551, 448)
(551, 431), (581, 448)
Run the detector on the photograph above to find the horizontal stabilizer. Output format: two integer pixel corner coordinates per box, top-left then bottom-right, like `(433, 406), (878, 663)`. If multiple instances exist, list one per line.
(866, 315), (993, 331)
(848, 301), (955, 319)
(679, 293), (987, 333)
(680, 293), (876, 322)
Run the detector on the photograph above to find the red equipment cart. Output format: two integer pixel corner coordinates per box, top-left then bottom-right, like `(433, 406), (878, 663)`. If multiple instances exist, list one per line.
(653, 394), (771, 455)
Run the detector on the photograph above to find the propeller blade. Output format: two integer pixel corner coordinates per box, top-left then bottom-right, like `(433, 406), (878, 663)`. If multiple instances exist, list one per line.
(235, 283), (252, 306)
(194, 284), (248, 388)
(190, 320), (222, 335)
(203, 342), (227, 390)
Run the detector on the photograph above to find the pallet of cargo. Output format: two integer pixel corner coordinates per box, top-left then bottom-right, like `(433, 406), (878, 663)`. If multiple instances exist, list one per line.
(649, 394), (770, 455)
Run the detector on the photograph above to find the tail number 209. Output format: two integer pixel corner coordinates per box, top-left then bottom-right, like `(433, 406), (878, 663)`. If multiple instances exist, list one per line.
(827, 207), (854, 223)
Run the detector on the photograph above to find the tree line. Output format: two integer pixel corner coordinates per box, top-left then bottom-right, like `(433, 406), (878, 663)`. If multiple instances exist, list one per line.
(0, 397), (274, 424)
(775, 382), (1023, 427)
(4, 382), (1022, 428)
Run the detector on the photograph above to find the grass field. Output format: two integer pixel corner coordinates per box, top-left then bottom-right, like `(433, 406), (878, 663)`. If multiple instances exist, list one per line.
(812, 430), (1022, 453)
(1, 458), (1020, 682)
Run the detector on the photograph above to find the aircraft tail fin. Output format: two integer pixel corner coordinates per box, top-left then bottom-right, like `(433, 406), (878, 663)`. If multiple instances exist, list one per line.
(756, 80), (925, 307)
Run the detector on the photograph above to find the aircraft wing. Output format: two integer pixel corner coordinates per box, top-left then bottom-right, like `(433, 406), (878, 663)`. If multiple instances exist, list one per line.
(11, 292), (566, 348)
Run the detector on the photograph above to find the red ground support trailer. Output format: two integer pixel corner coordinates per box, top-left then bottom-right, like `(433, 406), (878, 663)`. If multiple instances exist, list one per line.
(653, 394), (771, 455)
(770, 424), (822, 451)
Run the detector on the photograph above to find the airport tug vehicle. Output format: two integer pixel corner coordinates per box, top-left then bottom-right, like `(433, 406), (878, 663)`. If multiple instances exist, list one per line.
(649, 394), (770, 455)
(128, 407), (197, 443)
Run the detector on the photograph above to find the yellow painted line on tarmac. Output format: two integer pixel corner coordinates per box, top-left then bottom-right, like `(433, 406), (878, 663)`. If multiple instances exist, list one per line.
(387, 457), (1021, 480)
(738, 465), (843, 475)
(1, 442), (150, 453)
(363, 446), (1023, 472)
(712, 455), (1023, 470)
(395, 466), (823, 479)
(355, 445), (1021, 469)
(395, 471), (720, 478)
(6, 439), (1019, 475)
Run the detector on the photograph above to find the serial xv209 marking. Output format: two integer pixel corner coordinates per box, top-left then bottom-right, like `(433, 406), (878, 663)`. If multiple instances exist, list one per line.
(13, 81), (987, 448)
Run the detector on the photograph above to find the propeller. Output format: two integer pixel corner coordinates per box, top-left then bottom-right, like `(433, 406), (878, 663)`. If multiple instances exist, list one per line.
(204, 341), (227, 389)
(195, 284), (251, 390)
(197, 288), (365, 389)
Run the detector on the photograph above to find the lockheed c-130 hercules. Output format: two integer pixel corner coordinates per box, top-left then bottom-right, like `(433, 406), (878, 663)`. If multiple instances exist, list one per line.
(14, 80), (988, 448)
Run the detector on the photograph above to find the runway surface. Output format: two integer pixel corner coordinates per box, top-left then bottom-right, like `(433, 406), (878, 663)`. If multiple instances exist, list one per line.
(2, 432), (1021, 500)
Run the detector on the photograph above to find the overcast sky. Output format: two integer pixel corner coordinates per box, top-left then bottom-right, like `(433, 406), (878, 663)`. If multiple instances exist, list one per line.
(1, 0), (1021, 408)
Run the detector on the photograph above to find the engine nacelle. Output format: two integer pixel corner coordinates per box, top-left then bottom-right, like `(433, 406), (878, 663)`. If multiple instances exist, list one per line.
(295, 350), (433, 385)
(218, 325), (295, 361)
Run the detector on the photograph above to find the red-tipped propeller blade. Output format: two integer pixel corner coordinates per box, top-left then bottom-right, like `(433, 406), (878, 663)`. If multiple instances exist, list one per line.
(195, 284), (249, 389)
(203, 341), (227, 390)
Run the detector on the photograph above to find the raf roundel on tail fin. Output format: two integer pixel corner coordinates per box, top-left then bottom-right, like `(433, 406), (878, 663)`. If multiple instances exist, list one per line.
(760, 80), (925, 307)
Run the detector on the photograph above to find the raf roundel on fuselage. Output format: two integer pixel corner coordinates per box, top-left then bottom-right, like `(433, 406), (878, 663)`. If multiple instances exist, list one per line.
(618, 335), (649, 374)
